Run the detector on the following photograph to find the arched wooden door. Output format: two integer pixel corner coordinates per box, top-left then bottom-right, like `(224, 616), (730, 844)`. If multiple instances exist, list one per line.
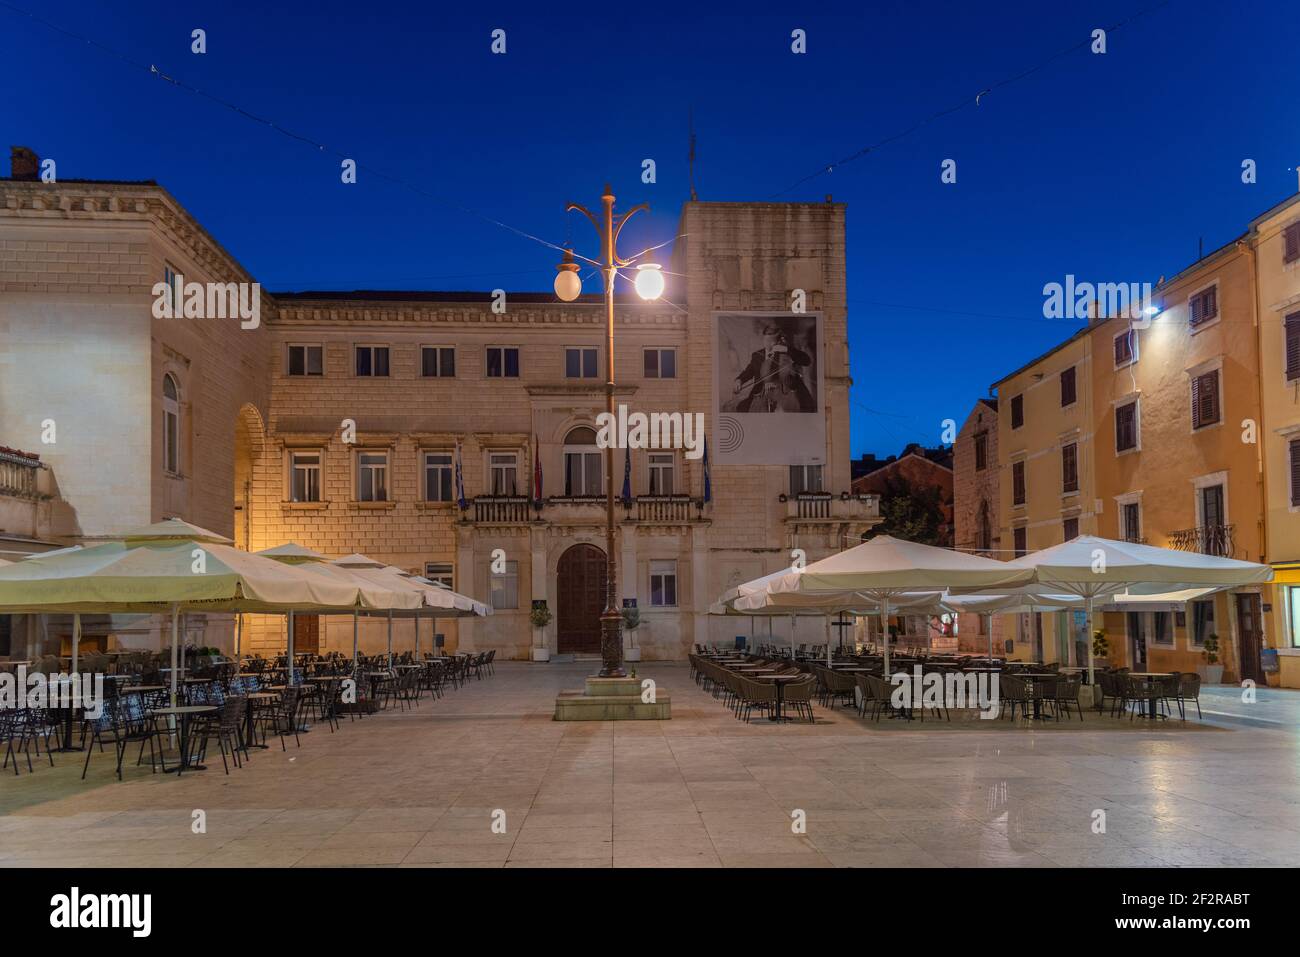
(556, 544), (607, 655)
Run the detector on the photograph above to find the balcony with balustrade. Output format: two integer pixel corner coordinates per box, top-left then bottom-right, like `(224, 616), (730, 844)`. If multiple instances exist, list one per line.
(1167, 524), (1235, 558)
(781, 491), (880, 534)
(462, 493), (703, 530)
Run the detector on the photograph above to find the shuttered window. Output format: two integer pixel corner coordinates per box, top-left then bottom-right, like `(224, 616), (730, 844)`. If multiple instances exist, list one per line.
(1189, 286), (1218, 327)
(1012, 460), (1026, 506)
(1285, 222), (1300, 265)
(1291, 439), (1300, 508)
(1286, 313), (1300, 382)
(1013, 526), (1027, 557)
(1116, 401), (1138, 452)
(1063, 517), (1079, 541)
(1191, 370), (1221, 429)
(1062, 442), (1078, 493)
(1060, 366), (1076, 406)
(1010, 394), (1024, 429)
(1114, 329), (1135, 366)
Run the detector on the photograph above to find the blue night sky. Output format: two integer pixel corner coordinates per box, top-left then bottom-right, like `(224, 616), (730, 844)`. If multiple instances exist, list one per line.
(5, 0), (1298, 458)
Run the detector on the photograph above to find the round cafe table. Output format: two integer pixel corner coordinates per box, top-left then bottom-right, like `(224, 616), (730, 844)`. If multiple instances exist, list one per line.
(753, 673), (802, 722)
(148, 704), (217, 773)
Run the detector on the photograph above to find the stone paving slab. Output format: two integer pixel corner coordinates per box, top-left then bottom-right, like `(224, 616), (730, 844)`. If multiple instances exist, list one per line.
(0, 662), (1298, 868)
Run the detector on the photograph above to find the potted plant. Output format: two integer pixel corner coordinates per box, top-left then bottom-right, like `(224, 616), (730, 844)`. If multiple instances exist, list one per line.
(529, 604), (552, 662)
(622, 607), (642, 662)
(1198, 633), (1224, 684)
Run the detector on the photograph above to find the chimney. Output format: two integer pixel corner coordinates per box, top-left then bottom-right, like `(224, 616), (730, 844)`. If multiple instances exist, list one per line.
(10, 146), (39, 180)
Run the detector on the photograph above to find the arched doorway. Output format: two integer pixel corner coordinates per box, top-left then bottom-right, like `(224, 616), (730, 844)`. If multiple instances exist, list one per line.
(233, 404), (266, 550)
(556, 544), (607, 655)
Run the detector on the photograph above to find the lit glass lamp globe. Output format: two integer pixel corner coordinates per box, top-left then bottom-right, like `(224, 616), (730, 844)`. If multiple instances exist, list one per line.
(554, 249), (582, 302)
(634, 263), (665, 301)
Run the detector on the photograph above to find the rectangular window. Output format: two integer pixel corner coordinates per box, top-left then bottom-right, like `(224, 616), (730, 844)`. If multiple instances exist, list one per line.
(650, 560), (678, 607)
(1151, 611), (1174, 646)
(357, 450), (388, 502)
(1010, 394), (1024, 429)
(1060, 366), (1077, 407)
(423, 451), (453, 502)
(1284, 221), (1300, 265)
(1286, 313), (1300, 382)
(564, 448), (602, 496)
(1116, 401), (1138, 452)
(163, 262), (181, 312)
(1192, 598), (1216, 648)
(648, 452), (675, 495)
(789, 464), (824, 495)
(643, 348), (677, 378)
(355, 346), (390, 377)
(0, 614), (10, 657)
(290, 451), (322, 503)
(424, 562), (454, 589)
(1114, 329), (1136, 367)
(490, 560), (519, 609)
(1191, 369), (1221, 429)
(1012, 460), (1026, 506)
(565, 346), (598, 379)
(287, 344), (323, 376)
(490, 452), (519, 495)
(486, 346), (520, 378)
(1189, 286), (1218, 327)
(1013, 526), (1027, 557)
(974, 432), (988, 471)
(1061, 442), (1078, 493)
(1121, 502), (1141, 542)
(1063, 517), (1079, 541)
(421, 346), (455, 378)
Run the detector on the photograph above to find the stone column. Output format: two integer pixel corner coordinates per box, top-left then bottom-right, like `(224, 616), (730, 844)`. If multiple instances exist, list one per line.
(691, 524), (710, 652)
(455, 525), (476, 653)
(530, 524), (550, 657)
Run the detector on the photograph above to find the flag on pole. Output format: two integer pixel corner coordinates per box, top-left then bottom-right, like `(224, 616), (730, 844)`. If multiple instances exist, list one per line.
(454, 440), (467, 509)
(532, 435), (543, 506)
(621, 444), (632, 504)
(702, 436), (712, 504)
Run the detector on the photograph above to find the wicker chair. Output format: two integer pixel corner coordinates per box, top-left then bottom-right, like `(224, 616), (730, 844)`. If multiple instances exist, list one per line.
(782, 675), (816, 723)
(1050, 674), (1084, 721)
(1175, 673), (1202, 720)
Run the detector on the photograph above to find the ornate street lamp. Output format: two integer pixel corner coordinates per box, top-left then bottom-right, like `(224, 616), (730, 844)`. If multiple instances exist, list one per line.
(554, 184), (661, 677)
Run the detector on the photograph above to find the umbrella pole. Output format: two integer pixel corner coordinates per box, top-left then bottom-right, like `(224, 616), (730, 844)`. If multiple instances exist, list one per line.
(415, 611), (420, 659)
(985, 613), (993, 662)
(825, 616), (832, 667)
(287, 610), (295, 686)
(749, 615), (754, 654)
(71, 612), (80, 675)
(1085, 595), (1096, 687)
(882, 596), (892, 676)
(790, 615), (797, 659)
(235, 612), (243, 668)
(169, 605), (180, 709)
(351, 609), (359, 669)
(387, 609), (393, 665)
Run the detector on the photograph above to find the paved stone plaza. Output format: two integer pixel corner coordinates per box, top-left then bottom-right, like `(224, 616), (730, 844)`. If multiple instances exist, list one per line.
(1, 662), (1297, 868)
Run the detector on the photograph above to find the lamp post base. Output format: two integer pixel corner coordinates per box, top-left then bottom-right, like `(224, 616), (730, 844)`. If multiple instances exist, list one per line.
(598, 608), (625, 678)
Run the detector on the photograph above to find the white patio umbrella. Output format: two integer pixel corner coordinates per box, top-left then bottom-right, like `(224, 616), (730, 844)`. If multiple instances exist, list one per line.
(765, 536), (1034, 675)
(956, 536), (1272, 685)
(0, 520), (364, 704)
(332, 554), (490, 662)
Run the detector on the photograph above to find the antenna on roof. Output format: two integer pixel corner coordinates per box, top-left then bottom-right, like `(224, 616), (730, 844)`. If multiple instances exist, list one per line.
(688, 106), (698, 202)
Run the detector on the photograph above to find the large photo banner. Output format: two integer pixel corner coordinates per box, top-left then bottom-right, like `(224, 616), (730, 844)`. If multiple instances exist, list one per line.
(713, 312), (826, 465)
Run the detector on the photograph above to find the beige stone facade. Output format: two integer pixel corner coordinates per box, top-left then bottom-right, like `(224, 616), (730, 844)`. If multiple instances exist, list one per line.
(951, 398), (1003, 651)
(1, 171), (877, 661)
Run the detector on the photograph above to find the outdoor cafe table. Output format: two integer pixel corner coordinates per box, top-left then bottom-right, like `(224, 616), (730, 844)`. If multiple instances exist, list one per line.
(1016, 673), (1059, 720)
(148, 704), (217, 773)
(1129, 673), (1174, 720)
(753, 673), (802, 722)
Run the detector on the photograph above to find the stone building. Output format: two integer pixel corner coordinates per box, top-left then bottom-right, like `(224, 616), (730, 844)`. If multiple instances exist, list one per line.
(0, 149), (878, 661)
(950, 398), (1003, 652)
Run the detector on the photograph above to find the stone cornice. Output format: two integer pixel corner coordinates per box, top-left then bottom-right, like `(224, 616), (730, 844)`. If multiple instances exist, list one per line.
(271, 302), (685, 328)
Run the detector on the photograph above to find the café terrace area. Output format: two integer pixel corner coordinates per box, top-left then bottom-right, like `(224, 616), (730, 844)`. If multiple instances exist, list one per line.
(1, 529), (1297, 868)
(1, 660), (1298, 868)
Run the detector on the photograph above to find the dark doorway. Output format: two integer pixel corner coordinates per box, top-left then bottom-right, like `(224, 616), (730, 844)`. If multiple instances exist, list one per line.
(557, 544), (607, 655)
(1235, 593), (1264, 683)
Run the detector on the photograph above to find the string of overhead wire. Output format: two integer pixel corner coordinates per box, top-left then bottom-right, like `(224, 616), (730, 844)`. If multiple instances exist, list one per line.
(0, 0), (605, 270)
(768, 0), (1175, 198)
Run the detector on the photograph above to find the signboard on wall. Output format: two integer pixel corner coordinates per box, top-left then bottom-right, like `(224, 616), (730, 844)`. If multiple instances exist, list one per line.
(713, 312), (826, 465)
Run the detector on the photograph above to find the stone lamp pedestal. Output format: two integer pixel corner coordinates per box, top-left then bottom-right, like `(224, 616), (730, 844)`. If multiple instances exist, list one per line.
(553, 675), (671, 721)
